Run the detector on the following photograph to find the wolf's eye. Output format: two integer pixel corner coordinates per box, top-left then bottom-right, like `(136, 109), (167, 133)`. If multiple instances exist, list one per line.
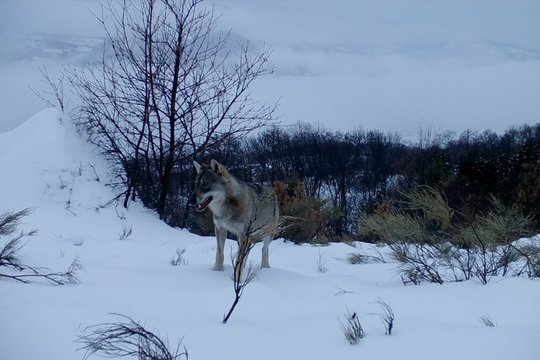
(201, 181), (210, 189)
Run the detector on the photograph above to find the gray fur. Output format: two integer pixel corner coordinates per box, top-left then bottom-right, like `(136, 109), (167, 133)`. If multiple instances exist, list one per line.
(192, 159), (279, 270)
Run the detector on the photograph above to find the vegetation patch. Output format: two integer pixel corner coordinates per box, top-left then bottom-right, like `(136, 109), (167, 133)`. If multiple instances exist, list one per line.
(359, 186), (538, 284)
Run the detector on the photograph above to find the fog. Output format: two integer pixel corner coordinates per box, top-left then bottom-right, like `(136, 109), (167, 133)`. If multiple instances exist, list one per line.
(1, 0), (539, 138)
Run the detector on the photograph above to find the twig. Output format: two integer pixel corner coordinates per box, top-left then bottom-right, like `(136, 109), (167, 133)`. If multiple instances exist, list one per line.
(373, 298), (395, 335)
(77, 313), (188, 360)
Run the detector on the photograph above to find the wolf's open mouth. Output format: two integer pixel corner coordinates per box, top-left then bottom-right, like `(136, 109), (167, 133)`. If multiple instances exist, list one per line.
(195, 196), (213, 212)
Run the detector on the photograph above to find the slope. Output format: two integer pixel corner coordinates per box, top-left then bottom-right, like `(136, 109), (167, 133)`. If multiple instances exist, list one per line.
(0, 109), (539, 360)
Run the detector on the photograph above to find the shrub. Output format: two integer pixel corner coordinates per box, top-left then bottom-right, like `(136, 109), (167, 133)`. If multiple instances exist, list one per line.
(170, 248), (188, 266)
(478, 313), (497, 327)
(315, 251), (328, 273)
(374, 298), (395, 335)
(347, 251), (386, 265)
(513, 236), (540, 278)
(339, 307), (365, 345)
(0, 209), (81, 285)
(274, 179), (341, 244)
(77, 314), (188, 360)
(358, 186), (534, 284)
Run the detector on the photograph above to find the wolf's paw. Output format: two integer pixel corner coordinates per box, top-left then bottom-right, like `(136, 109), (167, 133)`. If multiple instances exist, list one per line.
(212, 264), (224, 271)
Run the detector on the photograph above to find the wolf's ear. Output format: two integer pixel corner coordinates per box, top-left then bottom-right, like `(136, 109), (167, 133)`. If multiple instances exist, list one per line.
(193, 160), (202, 174)
(210, 159), (226, 174)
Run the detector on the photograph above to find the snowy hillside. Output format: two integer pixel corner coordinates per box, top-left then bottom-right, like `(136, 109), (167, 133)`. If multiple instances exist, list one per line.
(1, 109), (539, 359)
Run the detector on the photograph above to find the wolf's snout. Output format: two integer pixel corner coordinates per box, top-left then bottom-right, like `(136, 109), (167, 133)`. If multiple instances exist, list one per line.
(195, 196), (213, 212)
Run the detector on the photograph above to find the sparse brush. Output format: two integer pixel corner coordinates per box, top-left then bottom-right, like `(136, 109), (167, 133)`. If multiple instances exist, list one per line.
(339, 307), (365, 345)
(334, 287), (355, 296)
(358, 186), (453, 246)
(390, 242), (445, 285)
(0, 237), (30, 271)
(374, 298), (395, 335)
(77, 313), (188, 360)
(0, 208), (33, 237)
(274, 180), (341, 244)
(515, 238), (540, 277)
(478, 313), (497, 327)
(359, 211), (425, 245)
(89, 164), (100, 182)
(359, 186), (535, 285)
(0, 208), (82, 285)
(31, 66), (66, 112)
(0, 245), (82, 285)
(170, 248), (188, 266)
(481, 196), (532, 244)
(316, 251), (328, 273)
(347, 250), (386, 264)
(404, 185), (454, 232)
(119, 225), (133, 241)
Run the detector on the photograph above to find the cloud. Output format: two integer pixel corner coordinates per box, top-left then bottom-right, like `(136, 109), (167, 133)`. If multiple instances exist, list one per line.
(213, 1), (540, 52)
(0, 0), (103, 38)
(1, 0), (540, 134)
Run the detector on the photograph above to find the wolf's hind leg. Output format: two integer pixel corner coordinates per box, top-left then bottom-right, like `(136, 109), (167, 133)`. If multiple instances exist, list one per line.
(214, 227), (227, 271)
(261, 234), (271, 268)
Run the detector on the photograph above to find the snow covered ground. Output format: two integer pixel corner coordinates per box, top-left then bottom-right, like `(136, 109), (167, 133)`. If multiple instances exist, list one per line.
(1, 1), (540, 358)
(1, 109), (539, 359)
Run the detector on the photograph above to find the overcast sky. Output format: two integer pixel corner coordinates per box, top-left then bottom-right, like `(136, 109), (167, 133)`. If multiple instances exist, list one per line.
(1, 0), (539, 138)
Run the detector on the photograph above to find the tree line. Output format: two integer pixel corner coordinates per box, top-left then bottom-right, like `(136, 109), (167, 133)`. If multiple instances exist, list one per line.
(151, 122), (540, 242)
(54, 0), (539, 242)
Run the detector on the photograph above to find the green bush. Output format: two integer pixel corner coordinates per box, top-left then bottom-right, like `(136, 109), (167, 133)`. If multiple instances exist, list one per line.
(274, 179), (341, 244)
(358, 186), (536, 284)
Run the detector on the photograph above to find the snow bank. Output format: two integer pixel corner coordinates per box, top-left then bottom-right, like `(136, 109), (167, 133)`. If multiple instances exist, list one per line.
(1, 110), (539, 359)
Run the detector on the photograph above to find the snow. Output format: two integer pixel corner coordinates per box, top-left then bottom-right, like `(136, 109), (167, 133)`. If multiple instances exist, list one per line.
(1, 109), (540, 359)
(1, 1), (540, 357)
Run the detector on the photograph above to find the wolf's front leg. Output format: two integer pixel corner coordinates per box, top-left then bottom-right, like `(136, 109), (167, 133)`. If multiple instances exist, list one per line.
(234, 234), (250, 281)
(214, 227), (227, 271)
(261, 234), (272, 268)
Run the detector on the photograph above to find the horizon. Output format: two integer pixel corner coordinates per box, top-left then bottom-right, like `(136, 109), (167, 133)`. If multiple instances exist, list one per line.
(1, 0), (539, 139)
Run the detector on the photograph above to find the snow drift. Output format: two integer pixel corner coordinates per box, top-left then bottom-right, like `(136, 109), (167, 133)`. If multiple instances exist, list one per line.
(0, 109), (539, 359)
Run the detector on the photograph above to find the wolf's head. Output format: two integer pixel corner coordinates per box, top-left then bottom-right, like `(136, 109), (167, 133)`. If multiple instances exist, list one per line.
(190, 159), (231, 213)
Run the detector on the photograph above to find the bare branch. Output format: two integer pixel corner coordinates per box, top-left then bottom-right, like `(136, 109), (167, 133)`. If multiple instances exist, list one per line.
(0, 208), (82, 285)
(0, 253), (82, 285)
(373, 298), (395, 335)
(478, 313), (498, 327)
(77, 313), (188, 360)
(31, 67), (66, 112)
(222, 207), (266, 324)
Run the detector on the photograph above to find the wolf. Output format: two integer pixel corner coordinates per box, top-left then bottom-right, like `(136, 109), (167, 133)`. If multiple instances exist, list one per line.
(191, 159), (279, 272)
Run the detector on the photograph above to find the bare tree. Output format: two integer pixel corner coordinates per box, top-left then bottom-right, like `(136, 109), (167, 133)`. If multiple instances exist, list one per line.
(67, 0), (276, 221)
